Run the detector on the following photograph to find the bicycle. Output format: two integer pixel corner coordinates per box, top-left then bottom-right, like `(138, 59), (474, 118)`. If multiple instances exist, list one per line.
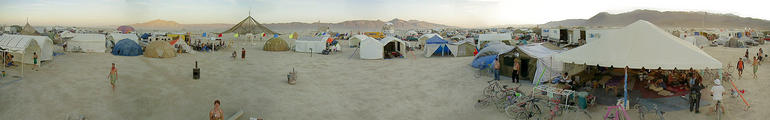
(604, 99), (630, 120)
(494, 85), (523, 111)
(504, 97), (543, 120)
(476, 80), (505, 109)
(634, 98), (665, 120)
(545, 99), (562, 120)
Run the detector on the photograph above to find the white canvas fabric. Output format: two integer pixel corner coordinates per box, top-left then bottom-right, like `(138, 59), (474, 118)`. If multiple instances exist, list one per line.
(553, 20), (722, 70)
(359, 37), (383, 59)
(518, 43), (564, 84)
(294, 36), (327, 53)
(108, 33), (140, 44)
(69, 34), (107, 52)
(379, 36), (410, 55)
(348, 35), (369, 47)
(0, 35), (54, 64)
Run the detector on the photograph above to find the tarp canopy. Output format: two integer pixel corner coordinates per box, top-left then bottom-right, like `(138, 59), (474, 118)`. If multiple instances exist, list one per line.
(295, 36), (327, 53)
(264, 37), (289, 51)
(223, 16), (277, 35)
(68, 34), (107, 52)
(111, 39), (143, 56)
(471, 42), (514, 69)
(553, 20), (722, 70)
(0, 35), (54, 64)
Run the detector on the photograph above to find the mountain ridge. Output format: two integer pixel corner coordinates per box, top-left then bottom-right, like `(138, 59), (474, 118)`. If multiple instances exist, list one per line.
(129, 18), (455, 33)
(542, 9), (770, 30)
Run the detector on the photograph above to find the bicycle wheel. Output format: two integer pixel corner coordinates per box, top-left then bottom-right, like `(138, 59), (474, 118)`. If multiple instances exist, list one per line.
(504, 105), (523, 118)
(474, 97), (491, 109)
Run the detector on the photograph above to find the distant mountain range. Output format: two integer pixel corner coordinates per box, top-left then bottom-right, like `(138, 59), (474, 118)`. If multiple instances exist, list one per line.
(129, 18), (455, 33)
(542, 9), (770, 30)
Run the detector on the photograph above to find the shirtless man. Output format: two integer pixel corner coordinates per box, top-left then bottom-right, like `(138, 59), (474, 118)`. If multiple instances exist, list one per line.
(108, 63), (118, 91)
(210, 100), (224, 120)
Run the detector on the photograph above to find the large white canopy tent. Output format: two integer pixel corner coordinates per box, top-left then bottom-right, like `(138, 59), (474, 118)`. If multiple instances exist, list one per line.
(68, 34), (107, 52)
(0, 35), (54, 64)
(294, 36), (328, 53)
(552, 20), (722, 107)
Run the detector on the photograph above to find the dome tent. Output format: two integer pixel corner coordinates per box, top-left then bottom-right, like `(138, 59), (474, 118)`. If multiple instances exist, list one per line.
(111, 39), (143, 56)
(264, 37), (289, 51)
(144, 41), (176, 58)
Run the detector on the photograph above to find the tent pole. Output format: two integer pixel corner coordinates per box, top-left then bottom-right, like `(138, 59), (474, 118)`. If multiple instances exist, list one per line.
(624, 66), (628, 108)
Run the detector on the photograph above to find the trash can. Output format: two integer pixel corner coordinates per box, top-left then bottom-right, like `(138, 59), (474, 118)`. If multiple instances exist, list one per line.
(193, 68), (200, 79)
(577, 91), (589, 109)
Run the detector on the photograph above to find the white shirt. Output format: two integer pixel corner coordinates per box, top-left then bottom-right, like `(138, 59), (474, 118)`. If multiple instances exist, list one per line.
(711, 85), (725, 101)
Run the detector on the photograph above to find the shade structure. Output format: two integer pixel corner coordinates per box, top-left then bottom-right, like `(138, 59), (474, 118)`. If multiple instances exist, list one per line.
(223, 16), (277, 35)
(20, 22), (40, 36)
(0, 35), (54, 64)
(111, 39), (143, 56)
(264, 37), (289, 51)
(449, 40), (476, 57)
(294, 36), (327, 53)
(144, 41), (176, 58)
(553, 20), (722, 70)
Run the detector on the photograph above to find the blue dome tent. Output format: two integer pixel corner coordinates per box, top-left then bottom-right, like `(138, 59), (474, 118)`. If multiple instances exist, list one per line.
(111, 39), (143, 56)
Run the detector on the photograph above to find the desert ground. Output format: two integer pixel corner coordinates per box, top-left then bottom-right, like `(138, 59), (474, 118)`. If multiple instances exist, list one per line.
(0, 40), (767, 120)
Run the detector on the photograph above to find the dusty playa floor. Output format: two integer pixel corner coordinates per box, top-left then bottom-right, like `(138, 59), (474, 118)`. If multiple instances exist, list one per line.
(0, 40), (768, 120)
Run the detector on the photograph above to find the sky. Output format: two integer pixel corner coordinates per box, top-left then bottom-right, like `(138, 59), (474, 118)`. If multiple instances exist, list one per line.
(0, 0), (768, 28)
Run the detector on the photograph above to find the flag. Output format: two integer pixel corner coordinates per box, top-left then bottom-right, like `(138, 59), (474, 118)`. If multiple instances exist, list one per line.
(261, 33), (266, 37)
(234, 33), (239, 38)
(289, 33), (294, 39)
(273, 34), (278, 38)
(202, 32), (207, 37)
(218, 33), (222, 37)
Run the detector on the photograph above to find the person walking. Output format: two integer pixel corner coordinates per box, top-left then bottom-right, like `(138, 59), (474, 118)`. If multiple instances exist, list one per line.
(108, 63), (118, 92)
(753, 56), (759, 79)
(32, 52), (38, 71)
(512, 58), (520, 83)
(737, 58), (744, 79)
(241, 48), (246, 60)
(689, 76), (704, 113)
(493, 58), (500, 81)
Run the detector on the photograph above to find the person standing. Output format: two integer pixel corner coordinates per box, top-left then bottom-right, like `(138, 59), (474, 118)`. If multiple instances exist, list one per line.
(512, 58), (520, 83)
(737, 58), (744, 79)
(689, 76), (704, 113)
(33, 52), (38, 71)
(710, 79), (725, 113)
(493, 58), (500, 81)
(210, 100), (224, 120)
(108, 63), (118, 92)
(241, 48), (246, 60)
(753, 56), (759, 79)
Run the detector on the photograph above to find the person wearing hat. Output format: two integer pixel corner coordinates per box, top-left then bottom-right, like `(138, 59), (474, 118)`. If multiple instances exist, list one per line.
(710, 79), (726, 113)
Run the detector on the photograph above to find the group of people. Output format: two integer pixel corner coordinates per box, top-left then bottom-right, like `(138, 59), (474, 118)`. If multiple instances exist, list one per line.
(232, 48), (246, 60)
(193, 40), (225, 52)
(492, 56), (521, 83)
(736, 48), (763, 79)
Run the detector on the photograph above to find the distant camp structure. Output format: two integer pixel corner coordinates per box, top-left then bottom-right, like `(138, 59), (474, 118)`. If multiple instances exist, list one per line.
(144, 41), (177, 58)
(223, 16), (277, 35)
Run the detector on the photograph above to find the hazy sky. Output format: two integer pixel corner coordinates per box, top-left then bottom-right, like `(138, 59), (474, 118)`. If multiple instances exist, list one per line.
(0, 0), (767, 27)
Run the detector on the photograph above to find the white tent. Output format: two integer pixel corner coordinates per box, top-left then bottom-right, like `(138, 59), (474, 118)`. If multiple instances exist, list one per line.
(348, 35), (369, 47)
(477, 33), (512, 49)
(68, 34), (107, 52)
(554, 20), (722, 70)
(359, 37), (383, 59)
(294, 36), (327, 53)
(0, 35), (54, 64)
(684, 36), (709, 48)
(379, 36), (409, 55)
(516, 43), (564, 84)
